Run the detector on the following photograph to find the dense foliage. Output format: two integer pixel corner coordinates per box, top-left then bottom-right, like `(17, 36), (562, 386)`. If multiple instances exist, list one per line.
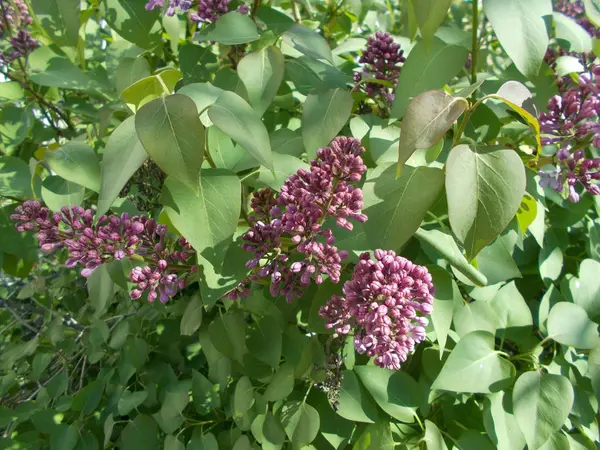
(1, 0), (600, 449)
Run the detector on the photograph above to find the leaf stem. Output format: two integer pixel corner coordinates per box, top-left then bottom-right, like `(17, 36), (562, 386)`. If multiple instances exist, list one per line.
(471, 0), (479, 89)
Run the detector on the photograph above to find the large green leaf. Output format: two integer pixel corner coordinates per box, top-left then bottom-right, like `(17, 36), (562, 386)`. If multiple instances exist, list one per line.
(489, 281), (533, 344)
(135, 94), (205, 191)
(432, 331), (515, 393)
(233, 376), (255, 417)
(31, 0), (80, 47)
(87, 264), (115, 316)
(547, 302), (600, 349)
(414, 228), (488, 286)
(121, 415), (160, 450)
(41, 176), (85, 212)
(554, 12), (593, 54)
(0, 156), (32, 199)
(247, 315), (282, 368)
(197, 12), (259, 45)
(585, 0), (600, 26)
(445, 144), (526, 260)
(397, 90), (467, 173)
(411, 0), (453, 48)
(45, 142), (101, 192)
(162, 169), (240, 267)
(301, 88), (354, 160)
(116, 57), (152, 93)
(569, 259), (600, 320)
(354, 366), (422, 423)
(208, 91), (273, 170)
(97, 116), (148, 217)
(102, 0), (161, 49)
(238, 47), (285, 116)
(363, 164), (444, 252)
(391, 37), (468, 118)
(353, 421), (395, 450)
(280, 401), (320, 450)
(121, 69), (183, 107)
(513, 371), (574, 450)
(282, 24), (334, 63)
(483, 391), (526, 450)
(428, 266), (460, 356)
(180, 295), (203, 337)
(424, 420), (448, 450)
(482, 0), (551, 78)
(337, 370), (379, 423)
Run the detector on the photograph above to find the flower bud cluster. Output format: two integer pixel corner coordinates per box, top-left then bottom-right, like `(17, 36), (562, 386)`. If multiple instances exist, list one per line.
(319, 250), (434, 370)
(231, 137), (368, 302)
(145, 0), (193, 16)
(539, 65), (600, 201)
(11, 201), (195, 303)
(0, 0), (37, 63)
(191, 0), (248, 23)
(353, 32), (405, 105)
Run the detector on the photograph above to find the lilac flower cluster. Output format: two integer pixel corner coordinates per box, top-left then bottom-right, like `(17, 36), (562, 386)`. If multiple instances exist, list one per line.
(230, 137), (368, 302)
(538, 65), (600, 201)
(145, 0), (193, 16)
(145, 0), (248, 22)
(11, 201), (195, 303)
(554, 0), (600, 39)
(353, 32), (405, 105)
(0, 0), (37, 64)
(319, 250), (434, 370)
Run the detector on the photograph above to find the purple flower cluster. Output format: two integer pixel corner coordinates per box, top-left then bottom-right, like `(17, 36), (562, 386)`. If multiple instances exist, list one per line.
(230, 137), (368, 302)
(190, 0), (248, 23)
(554, 0), (600, 39)
(539, 65), (600, 201)
(145, 0), (193, 16)
(11, 201), (195, 303)
(0, 0), (37, 64)
(540, 147), (600, 202)
(353, 32), (405, 104)
(319, 250), (434, 370)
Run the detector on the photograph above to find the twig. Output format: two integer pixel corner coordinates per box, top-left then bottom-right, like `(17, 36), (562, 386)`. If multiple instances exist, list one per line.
(79, 357), (87, 391)
(251, 0), (261, 18)
(0, 300), (39, 335)
(290, 0), (301, 23)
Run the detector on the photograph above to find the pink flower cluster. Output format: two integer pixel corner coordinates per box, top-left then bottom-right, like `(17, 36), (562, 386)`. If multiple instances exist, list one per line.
(0, 0), (37, 64)
(353, 32), (406, 105)
(539, 66), (600, 201)
(11, 201), (195, 303)
(319, 250), (434, 370)
(145, 0), (248, 22)
(230, 137), (368, 302)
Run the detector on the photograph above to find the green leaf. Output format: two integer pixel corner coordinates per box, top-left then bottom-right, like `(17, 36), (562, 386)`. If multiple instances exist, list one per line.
(164, 435), (184, 450)
(264, 362), (295, 402)
(238, 47), (285, 116)
(121, 69), (183, 107)
(391, 37), (468, 118)
(197, 12), (259, 45)
(192, 370), (219, 415)
(247, 315), (282, 368)
(280, 401), (320, 450)
(429, 266), (460, 356)
(41, 176), (84, 212)
(179, 43), (217, 84)
(121, 415), (159, 450)
(109, 320), (130, 349)
(397, 90), (467, 173)
(547, 302), (600, 349)
(208, 91), (273, 170)
(0, 81), (24, 103)
(153, 381), (190, 434)
(208, 310), (248, 363)
(554, 12), (593, 53)
(135, 94), (205, 191)
(50, 424), (78, 450)
(585, 0), (600, 26)
(97, 116), (148, 217)
(234, 376), (255, 417)
(102, 0), (161, 49)
(483, 391), (526, 450)
(432, 331), (515, 393)
(353, 421), (395, 450)
(261, 411), (286, 448)
(72, 380), (104, 415)
(301, 88), (353, 160)
(411, 0), (453, 48)
(588, 346), (600, 405)
(482, 0), (550, 78)
(31, 0), (80, 47)
(187, 430), (218, 450)
(570, 259), (600, 320)
(116, 57), (152, 93)
(424, 420), (449, 450)
(162, 169), (240, 266)
(178, 82), (223, 115)
(363, 164), (444, 251)
(516, 194), (538, 235)
(453, 297), (498, 338)
(489, 281), (533, 344)
(118, 390), (148, 415)
(337, 370), (379, 423)
(282, 24), (334, 63)
(0, 106), (31, 150)
(414, 228), (488, 286)
(513, 371), (574, 450)
(0, 156), (32, 199)
(180, 295), (203, 336)
(354, 366), (422, 423)
(445, 144), (526, 260)
(87, 264), (115, 316)
(45, 142), (101, 192)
